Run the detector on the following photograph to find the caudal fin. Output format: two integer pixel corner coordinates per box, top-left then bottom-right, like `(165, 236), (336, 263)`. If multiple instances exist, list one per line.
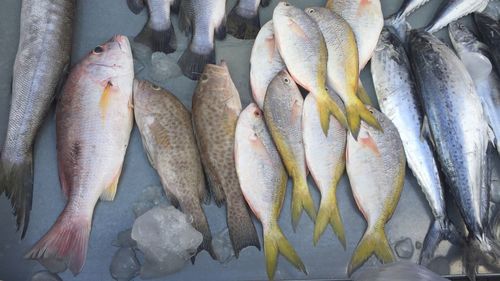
(316, 89), (348, 136)
(182, 202), (217, 261)
(348, 225), (395, 276)
(356, 80), (372, 106)
(226, 198), (261, 257)
(346, 99), (382, 140)
(420, 218), (464, 265)
(1, 155), (33, 238)
(177, 44), (215, 80)
(264, 223), (307, 280)
(134, 23), (176, 54)
(465, 233), (500, 281)
(226, 3), (261, 39)
(291, 176), (317, 231)
(313, 188), (345, 248)
(25, 211), (91, 275)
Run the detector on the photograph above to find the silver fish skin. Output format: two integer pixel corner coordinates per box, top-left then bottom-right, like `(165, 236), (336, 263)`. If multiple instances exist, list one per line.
(0, 0), (75, 238)
(409, 30), (498, 274)
(372, 27), (457, 264)
(449, 22), (500, 154)
(425, 0), (489, 33)
(388, 0), (432, 22)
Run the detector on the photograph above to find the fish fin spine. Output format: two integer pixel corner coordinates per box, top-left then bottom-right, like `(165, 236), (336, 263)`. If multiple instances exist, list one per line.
(291, 175), (317, 231)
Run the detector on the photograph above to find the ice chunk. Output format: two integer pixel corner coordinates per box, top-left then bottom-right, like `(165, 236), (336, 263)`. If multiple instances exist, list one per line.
(131, 206), (203, 278)
(31, 271), (62, 281)
(150, 52), (182, 82)
(394, 237), (414, 259)
(212, 228), (235, 264)
(110, 247), (140, 281)
(132, 185), (170, 218)
(112, 228), (137, 248)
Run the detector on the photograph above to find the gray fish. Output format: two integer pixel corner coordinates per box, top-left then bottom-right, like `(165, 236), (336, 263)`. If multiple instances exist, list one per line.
(372, 27), (460, 265)
(387, 0), (432, 22)
(178, 0), (226, 80)
(425, 0), (489, 33)
(0, 0), (75, 238)
(449, 22), (500, 155)
(409, 30), (498, 278)
(475, 13), (500, 76)
(227, 0), (267, 39)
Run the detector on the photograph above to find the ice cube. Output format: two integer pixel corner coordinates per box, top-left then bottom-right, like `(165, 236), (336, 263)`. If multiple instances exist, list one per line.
(112, 228), (137, 248)
(150, 52), (182, 82)
(212, 228), (235, 264)
(31, 271), (62, 281)
(110, 247), (140, 281)
(132, 185), (170, 218)
(394, 237), (414, 259)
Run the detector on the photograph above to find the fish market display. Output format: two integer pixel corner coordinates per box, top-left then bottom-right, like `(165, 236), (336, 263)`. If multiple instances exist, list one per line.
(409, 30), (497, 277)
(235, 103), (307, 280)
(192, 62), (260, 256)
(25, 36), (134, 275)
(0, 0), (75, 238)
(227, 0), (269, 39)
(133, 80), (216, 259)
(346, 107), (406, 275)
(249, 20), (285, 109)
(130, 0), (179, 54)
(449, 22), (500, 154)
(302, 93), (347, 247)
(372, 27), (459, 265)
(263, 70), (316, 229)
(475, 12), (500, 76)
(178, 0), (226, 80)
(425, 0), (489, 33)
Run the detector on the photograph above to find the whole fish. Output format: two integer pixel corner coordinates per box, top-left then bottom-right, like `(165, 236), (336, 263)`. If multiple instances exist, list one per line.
(425, 0), (489, 33)
(409, 30), (498, 278)
(25, 36), (134, 275)
(192, 62), (260, 256)
(227, 0), (270, 39)
(306, 7), (379, 139)
(273, 2), (347, 136)
(128, 0), (179, 54)
(133, 80), (216, 259)
(178, 0), (226, 80)
(449, 22), (500, 155)
(372, 27), (460, 265)
(249, 20), (285, 109)
(302, 93), (347, 247)
(346, 107), (405, 276)
(235, 103), (307, 280)
(0, 0), (74, 238)
(475, 13), (500, 76)
(263, 70), (316, 229)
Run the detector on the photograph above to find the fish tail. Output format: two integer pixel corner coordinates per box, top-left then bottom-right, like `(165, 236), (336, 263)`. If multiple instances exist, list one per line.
(315, 89), (348, 136)
(1, 154), (33, 238)
(420, 218), (464, 265)
(227, 1), (261, 39)
(356, 80), (372, 106)
(291, 176), (317, 231)
(346, 99), (382, 140)
(25, 209), (91, 275)
(264, 223), (307, 280)
(384, 16), (411, 42)
(177, 44), (215, 80)
(134, 22), (176, 54)
(226, 198), (261, 258)
(465, 233), (500, 281)
(313, 188), (345, 248)
(182, 201), (216, 261)
(348, 225), (395, 276)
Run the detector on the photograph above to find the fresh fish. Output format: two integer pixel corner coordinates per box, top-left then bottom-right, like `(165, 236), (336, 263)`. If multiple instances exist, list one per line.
(178, 0), (226, 80)
(250, 21), (285, 109)
(409, 30), (498, 278)
(302, 93), (347, 247)
(25, 36), (134, 275)
(475, 13), (500, 76)
(129, 0), (180, 54)
(346, 107), (406, 276)
(272, 2), (347, 136)
(0, 0), (74, 238)
(387, 0), (432, 23)
(263, 70), (316, 229)
(449, 22), (500, 154)
(306, 7), (379, 140)
(372, 27), (460, 265)
(191, 62), (260, 257)
(425, 0), (489, 33)
(235, 103), (307, 280)
(227, 0), (268, 39)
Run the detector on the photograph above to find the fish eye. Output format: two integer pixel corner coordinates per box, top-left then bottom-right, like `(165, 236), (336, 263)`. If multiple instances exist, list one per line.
(93, 46), (104, 54)
(308, 9), (315, 13)
(151, 84), (161, 90)
(283, 2), (290, 6)
(254, 110), (261, 117)
(284, 78), (290, 83)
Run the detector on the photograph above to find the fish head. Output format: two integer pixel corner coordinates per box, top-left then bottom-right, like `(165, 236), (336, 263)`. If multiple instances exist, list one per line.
(83, 35), (133, 80)
(238, 103), (265, 140)
(133, 79), (163, 104)
(448, 22), (480, 52)
(273, 1), (300, 22)
(303, 7), (329, 22)
(268, 69), (299, 97)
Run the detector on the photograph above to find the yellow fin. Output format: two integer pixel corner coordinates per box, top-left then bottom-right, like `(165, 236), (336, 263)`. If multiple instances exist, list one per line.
(291, 176), (317, 231)
(346, 100), (382, 140)
(100, 166), (122, 201)
(356, 80), (372, 106)
(316, 88), (348, 135)
(313, 186), (345, 248)
(99, 81), (113, 119)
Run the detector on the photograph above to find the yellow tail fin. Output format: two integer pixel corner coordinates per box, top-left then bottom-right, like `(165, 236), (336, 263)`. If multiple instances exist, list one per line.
(346, 100), (382, 139)
(313, 188), (345, 248)
(264, 223), (307, 280)
(316, 88), (348, 135)
(291, 176), (317, 230)
(348, 225), (395, 276)
(356, 80), (373, 106)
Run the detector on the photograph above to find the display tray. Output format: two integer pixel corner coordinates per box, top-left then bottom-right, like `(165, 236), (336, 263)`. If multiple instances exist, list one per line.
(0, 0), (499, 280)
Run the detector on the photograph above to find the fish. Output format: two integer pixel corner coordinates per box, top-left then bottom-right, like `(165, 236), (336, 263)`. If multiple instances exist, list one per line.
(475, 13), (500, 76)
(346, 107), (406, 276)
(302, 93), (347, 247)
(263, 70), (316, 229)
(272, 2), (347, 136)
(249, 20), (285, 109)
(306, 7), (379, 140)
(385, 0), (430, 39)
(133, 79), (216, 260)
(191, 62), (260, 257)
(129, 0), (180, 54)
(0, 0), (75, 238)
(178, 0), (226, 80)
(449, 22), (500, 155)
(235, 103), (307, 280)
(227, 0), (266, 39)
(372, 27), (461, 265)
(409, 30), (499, 279)
(425, 0), (489, 33)
(25, 36), (134, 275)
